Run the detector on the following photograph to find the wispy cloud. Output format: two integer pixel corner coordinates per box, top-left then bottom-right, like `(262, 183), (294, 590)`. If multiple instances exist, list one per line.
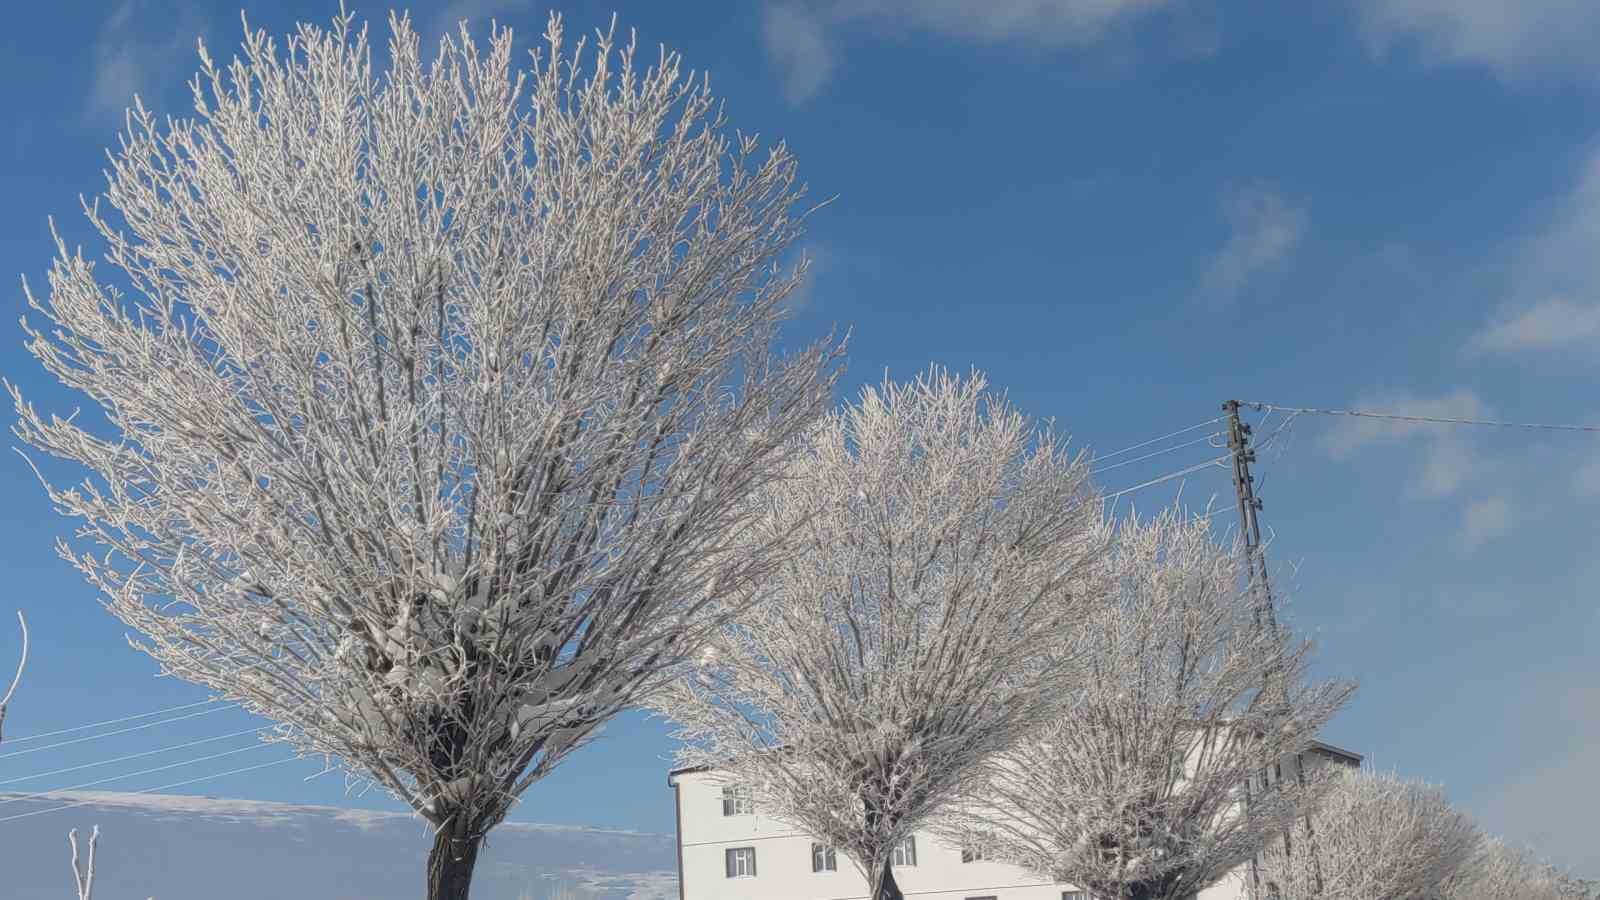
(1457, 495), (1514, 549)
(420, 0), (537, 55)
(763, 4), (836, 105)
(85, 1), (211, 128)
(1199, 183), (1306, 304)
(760, 0), (1179, 104)
(1354, 0), (1600, 82)
(1323, 389), (1486, 497)
(1322, 390), (1525, 549)
(1473, 296), (1600, 352)
(1321, 391), (1480, 459)
(1470, 149), (1600, 356)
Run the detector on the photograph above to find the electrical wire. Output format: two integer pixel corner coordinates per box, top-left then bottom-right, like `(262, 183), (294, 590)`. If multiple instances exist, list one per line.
(1243, 402), (1600, 433)
(1092, 417), (1227, 463)
(1091, 433), (1224, 476)
(1102, 455), (1232, 504)
(0, 755), (300, 824)
(0, 726), (270, 788)
(0, 703), (240, 761)
(0, 741), (274, 809)
(0, 698), (218, 745)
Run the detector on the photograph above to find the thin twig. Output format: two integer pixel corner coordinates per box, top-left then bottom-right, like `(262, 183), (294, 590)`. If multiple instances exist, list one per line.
(0, 610), (27, 744)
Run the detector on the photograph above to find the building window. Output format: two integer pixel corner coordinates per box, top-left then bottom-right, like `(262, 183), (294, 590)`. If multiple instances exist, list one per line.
(891, 836), (917, 867)
(961, 847), (987, 863)
(966, 896), (998, 900)
(1063, 893), (1087, 900)
(811, 843), (837, 873)
(721, 784), (753, 816)
(725, 847), (757, 878)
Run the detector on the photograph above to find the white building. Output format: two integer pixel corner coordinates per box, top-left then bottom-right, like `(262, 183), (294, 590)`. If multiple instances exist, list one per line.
(666, 741), (1362, 900)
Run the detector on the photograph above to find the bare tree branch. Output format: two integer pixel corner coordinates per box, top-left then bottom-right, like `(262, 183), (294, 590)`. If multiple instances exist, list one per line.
(68, 826), (100, 900)
(0, 610), (25, 744)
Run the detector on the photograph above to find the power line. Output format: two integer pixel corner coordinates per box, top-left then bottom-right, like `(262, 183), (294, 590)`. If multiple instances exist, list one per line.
(0, 703), (240, 761)
(0, 741), (274, 809)
(1092, 433), (1224, 476)
(0, 726), (270, 788)
(1243, 402), (1600, 434)
(1102, 455), (1232, 505)
(1093, 417), (1227, 463)
(0, 754), (300, 825)
(0, 698), (219, 746)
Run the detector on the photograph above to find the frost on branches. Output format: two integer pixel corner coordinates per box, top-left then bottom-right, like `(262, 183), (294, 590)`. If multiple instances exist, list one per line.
(945, 510), (1354, 900)
(0, 610), (24, 744)
(1446, 838), (1589, 900)
(654, 368), (1104, 900)
(1255, 769), (1479, 900)
(9, 10), (838, 900)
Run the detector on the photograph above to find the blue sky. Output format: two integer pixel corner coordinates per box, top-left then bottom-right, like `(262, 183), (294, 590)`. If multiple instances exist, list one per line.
(0, 0), (1596, 879)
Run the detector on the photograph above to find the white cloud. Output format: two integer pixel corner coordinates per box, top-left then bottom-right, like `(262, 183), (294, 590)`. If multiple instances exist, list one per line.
(761, 0), (1177, 104)
(85, 1), (210, 126)
(1470, 149), (1600, 355)
(1473, 296), (1600, 352)
(1354, 0), (1600, 81)
(1200, 184), (1306, 303)
(1457, 495), (1514, 549)
(1410, 434), (1476, 500)
(421, 0), (534, 54)
(1321, 390), (1527, 548)
(1322, 390), (1486, 460)
(1318, 390), (1491, 506)
(838, 0), (1174, 44)
(1322, 391), (1489, 504)
(763, 4), (837, 105)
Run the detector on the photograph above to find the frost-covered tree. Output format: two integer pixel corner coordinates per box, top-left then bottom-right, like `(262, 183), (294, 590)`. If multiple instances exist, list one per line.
(1444, 838), (1577, 900)
(1256, 769), (1480, 900)
(9, 10), (839, 899)
(946, 509), (1354, 900)
(654, 368), (1104, 900)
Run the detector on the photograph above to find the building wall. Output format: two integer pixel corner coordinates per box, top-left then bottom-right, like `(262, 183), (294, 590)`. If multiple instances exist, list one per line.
(669, 744), (1359, 900)
(672, 768), (1067, 900)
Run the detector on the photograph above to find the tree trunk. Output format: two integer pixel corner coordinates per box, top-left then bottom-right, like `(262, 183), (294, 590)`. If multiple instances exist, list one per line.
(872, 856), (905, 900)
(427, 825), (483, 900)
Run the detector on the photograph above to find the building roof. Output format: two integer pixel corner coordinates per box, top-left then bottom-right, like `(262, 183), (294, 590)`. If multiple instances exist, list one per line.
(666, 763), (712, 785)
(665, 737), (1365, 784)
(1305, 739), (1363, 764)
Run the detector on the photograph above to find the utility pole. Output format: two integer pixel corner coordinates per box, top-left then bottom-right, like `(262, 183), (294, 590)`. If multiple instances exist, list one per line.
(1225, 400), (1282, 900)
(1224, 400), (1276, 633)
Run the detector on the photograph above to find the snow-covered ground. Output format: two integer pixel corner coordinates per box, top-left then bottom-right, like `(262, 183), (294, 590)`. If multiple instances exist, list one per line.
(0, 790), (678, 899)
